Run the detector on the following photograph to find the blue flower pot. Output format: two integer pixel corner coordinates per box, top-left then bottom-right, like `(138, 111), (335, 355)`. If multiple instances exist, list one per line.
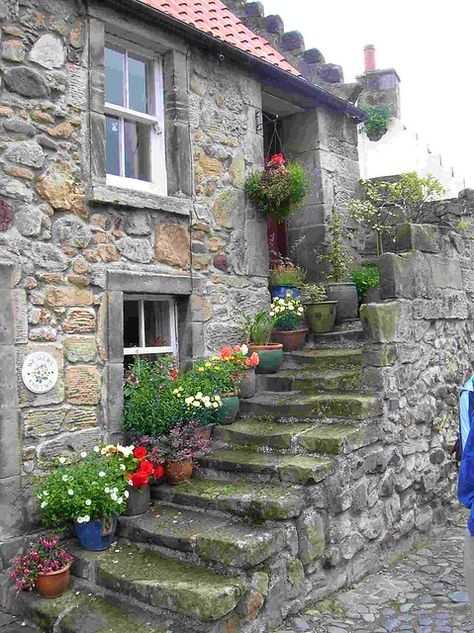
(74, 517), (117, 551)
(271, 286), (301, 300)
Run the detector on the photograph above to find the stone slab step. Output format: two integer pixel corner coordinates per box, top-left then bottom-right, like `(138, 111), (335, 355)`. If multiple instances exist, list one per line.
(72, 542), (245, 622)
(152, 477), (306, 521)
(257, 368), (363, 393)
(214, 419), (362, 454)
(240, 391), (379, 420)
(19, 588), (169, 633)
(200, 448), (332, 484)
(118, 503), (285, 568)
(281, 347), (363, 371)
(307, 326), (363, 348)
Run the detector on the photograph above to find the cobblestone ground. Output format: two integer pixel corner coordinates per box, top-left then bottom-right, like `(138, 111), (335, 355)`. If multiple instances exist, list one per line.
(277, 515), (473, 633)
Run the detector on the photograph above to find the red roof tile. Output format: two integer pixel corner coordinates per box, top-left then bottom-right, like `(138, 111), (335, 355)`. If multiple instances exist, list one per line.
(136, 0), (301, 76)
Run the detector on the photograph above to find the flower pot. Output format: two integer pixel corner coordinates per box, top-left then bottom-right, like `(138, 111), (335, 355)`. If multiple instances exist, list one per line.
(272, 328), (308, 352)
(305, 301), (337, 333)
(270, 285), (301, 300)
(239, 368), (256, 399)
(216, 394), (240, 425)
(74, 517), (117, 551)
(165, 459), (194, 486)
(194, 423), (215, 441)
(248, 344), (283, 374)
(326, 283), (358, 323)
(124, 484), (151, 516)
(35, 564), (71, 599)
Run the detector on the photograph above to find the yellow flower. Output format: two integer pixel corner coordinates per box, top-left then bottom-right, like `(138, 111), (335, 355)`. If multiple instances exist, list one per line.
(198, 367), (205, 372)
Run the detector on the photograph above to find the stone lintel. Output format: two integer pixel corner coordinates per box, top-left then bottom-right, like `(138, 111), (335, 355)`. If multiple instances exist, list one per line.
(107, 271), (192, 295)
(89, 183), (192, 216)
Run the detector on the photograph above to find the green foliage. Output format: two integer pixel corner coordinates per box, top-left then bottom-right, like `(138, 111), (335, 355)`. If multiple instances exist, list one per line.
(348, 172), (446, 255)
(269, 262), (307, 288)
(242, 309), (275, 345)
(359, 104), (392, 137)
(36, 451), (129, 526)
(190, 357), (240, 395)
(245, 162), (308, 223)
(301, 283), (328, 304)
(350, 264), (380, 300)
(270, 295), (305, 331)
(317, 207), (352, 282)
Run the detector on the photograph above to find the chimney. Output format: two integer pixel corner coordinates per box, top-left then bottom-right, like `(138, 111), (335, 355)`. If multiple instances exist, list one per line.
(364, 44), (376, 72)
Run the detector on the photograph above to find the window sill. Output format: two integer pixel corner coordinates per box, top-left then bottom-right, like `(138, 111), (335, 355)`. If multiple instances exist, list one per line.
(89, 181), (192, 216)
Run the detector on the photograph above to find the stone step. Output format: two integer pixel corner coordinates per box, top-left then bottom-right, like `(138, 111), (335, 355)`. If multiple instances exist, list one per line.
(72, 542), (246, 623)
(214, 419), (362, 454)
(199, 448), (332, 484)
(281, 347), (363, 371)
(240, 391), (379, 420)
(19, 588), (170, 633)
(152, 477), (306, 521)
(257, 368), (363, 393)
(307, 325), (364, 348)
(118, 503), (285, 568)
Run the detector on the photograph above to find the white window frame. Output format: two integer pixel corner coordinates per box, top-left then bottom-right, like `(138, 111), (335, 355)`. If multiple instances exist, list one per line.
(104, 35), (167, 196)
(123, 294), (178, 357)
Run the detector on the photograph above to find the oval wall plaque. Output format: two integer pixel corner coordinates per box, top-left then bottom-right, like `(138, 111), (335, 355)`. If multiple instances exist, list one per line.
(22, 352), (58, 394)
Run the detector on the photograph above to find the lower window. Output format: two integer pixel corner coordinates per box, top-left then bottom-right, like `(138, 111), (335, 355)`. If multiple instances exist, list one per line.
(123, 295), (178, 363)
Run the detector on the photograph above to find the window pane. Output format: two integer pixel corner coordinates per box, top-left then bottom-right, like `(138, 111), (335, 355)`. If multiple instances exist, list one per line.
(128, 55), (148, 114)
(123, 300), (140, 348)
(144, 301), (171, 348)
(106, 115), (121, 176)
(124, 119), (150, 181)
(105, 47), (125, 106)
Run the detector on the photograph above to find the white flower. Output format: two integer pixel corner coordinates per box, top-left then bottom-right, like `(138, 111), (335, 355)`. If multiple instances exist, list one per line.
(80, 451), (87, 458)
(83, 515), (90, 523)
(43, 491), (49, 496)
(212, 402), (219, 409)
(110, 491), (118, 501)
(185, 396), (194, 405)
(85, 499), (91, 506)
(117, 497), (123, 504)
(124, 490), (130, 499)
(192, 400), (201, 407)
(120, 464), (126, 471)
(288, 304), (295, 311)
(104, 487), (110, 493)
(61, 475), (68, 482)
(241, 344), (248, 355)
(37, 493), (42, 500)
(196, 392), (203, 399)
(172, 389), (180, 395)
(117, 444), (134, 458)
(68, 489), (74, 496)
(40, 501), (48, 509)
(58, 457), (66, 464)
(98, 471), (106, 478)
(76, 516), (84, 524)
(93, 446), (100, 453)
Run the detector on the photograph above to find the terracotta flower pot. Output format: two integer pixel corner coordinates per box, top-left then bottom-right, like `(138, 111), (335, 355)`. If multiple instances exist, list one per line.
(248, 344), (283, 374)
(165, 459), (193, 485)
(216, 394), (240, 425)
(35, 564), (71, 599)
(194, 423), (215, 442)
(272, 328), (308, 352)
(124, 484), (151, 516)
(239, 368), (256, 399)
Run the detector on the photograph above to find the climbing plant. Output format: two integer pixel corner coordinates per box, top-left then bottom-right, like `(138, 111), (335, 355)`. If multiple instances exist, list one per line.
(359, 104), (392, 138)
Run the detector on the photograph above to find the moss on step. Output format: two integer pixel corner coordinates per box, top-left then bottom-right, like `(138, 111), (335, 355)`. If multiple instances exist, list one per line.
(288, 348), (363, 371)
(298, 424), (363, 455)
(214, 420), (313, 450)
(95, 543), (245, 621)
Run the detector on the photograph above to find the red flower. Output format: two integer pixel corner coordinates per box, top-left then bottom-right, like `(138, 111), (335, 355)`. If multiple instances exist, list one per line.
(168, 369), (178, 381)
(232, 345), (241, 352)
(139, 460), (154, 475)
(130, 471), (149, 488)
(269, 153), (285, 167)
(246, 352), (260, 368)
(220, 346), (233, 360)
(154, 464), (165, 480)
(133, 446), (147, 460)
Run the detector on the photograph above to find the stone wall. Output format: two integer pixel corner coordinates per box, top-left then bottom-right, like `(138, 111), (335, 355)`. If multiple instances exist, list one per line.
(0, 0), (269, 548)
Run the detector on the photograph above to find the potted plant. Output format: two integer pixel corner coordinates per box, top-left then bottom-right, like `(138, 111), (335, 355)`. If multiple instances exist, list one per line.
(219, 344), (260, 399)
(270, 294), (307, 351)
(9, 534), (73, 599)
(193, 354), (241, 425)
(36, 449), (129, 551)
(245, 153), (308, 223)
(301, 283), (337, 333)
(350, 264), (381, 304)
(142, 420), (213, 486)
(242, 309), (283, 374)
(269, 259), (307, 300)
(317, 206), (358, 323)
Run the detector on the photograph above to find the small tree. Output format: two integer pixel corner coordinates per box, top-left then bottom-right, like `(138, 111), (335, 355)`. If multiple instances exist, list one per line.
(348, 172), (445, 256)
(317, 207), (353, 283)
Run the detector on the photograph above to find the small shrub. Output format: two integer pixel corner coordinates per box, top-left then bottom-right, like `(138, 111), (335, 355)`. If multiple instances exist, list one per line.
(301, 283), (328, 304)
(270, 294), (305, 331)
(359, 104), (392, 138)
(269, 261), (307, 288)
(317, 207), (352, 282)
(242, 310), (275, 345)
(350, 265), (380, 300)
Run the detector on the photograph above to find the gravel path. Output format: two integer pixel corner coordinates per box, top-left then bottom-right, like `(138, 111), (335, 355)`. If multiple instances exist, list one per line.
(277, 514), (473, 633)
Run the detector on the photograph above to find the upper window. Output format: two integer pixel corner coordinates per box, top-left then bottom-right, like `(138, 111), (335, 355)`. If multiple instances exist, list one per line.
(104, 40), (166, 195)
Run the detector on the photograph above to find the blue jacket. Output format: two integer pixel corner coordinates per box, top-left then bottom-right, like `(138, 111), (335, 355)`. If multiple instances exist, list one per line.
(457, 377), (474, 534)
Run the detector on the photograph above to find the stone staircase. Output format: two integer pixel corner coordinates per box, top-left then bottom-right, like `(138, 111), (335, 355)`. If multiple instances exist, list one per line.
(19, 325), (386, 633)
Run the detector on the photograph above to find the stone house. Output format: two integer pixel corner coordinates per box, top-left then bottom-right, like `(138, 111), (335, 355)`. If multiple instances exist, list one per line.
(0, 0), (365, 548)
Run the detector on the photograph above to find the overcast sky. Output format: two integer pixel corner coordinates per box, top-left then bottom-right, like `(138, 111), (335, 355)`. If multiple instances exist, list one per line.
(261, 0), (474, 188)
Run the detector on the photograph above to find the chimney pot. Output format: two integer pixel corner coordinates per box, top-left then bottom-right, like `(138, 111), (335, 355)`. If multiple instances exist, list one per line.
(364, 44), (376, 72)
